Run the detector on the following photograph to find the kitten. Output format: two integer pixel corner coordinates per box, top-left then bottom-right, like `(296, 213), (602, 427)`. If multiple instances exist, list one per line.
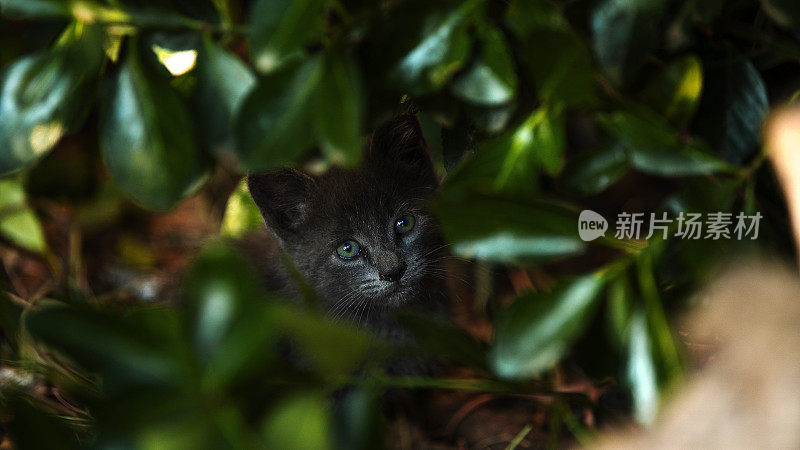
(243, 114), (446, 343)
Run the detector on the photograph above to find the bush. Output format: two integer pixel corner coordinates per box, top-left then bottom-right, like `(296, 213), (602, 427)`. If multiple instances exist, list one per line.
(0, 0), (796, 447)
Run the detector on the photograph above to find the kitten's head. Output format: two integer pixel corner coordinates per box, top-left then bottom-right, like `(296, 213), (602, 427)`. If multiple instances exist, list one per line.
(247, 115), (443, 311)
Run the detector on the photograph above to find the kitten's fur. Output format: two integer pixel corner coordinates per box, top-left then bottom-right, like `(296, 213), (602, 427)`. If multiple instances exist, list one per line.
(243, 115), (446, 342)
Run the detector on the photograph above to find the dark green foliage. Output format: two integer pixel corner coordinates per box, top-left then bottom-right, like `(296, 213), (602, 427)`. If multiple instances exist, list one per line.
(0, 0), (796, 446)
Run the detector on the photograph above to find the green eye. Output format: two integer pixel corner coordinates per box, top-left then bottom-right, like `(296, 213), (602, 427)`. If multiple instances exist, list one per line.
(394, 214), (415, 234)
(336, 240), (360, 259)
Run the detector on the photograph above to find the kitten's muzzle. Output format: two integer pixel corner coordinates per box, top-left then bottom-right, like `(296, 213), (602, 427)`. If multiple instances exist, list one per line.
(378, 260), (407, 282)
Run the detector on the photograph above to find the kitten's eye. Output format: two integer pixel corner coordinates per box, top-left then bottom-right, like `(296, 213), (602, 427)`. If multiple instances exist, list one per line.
(394, 214), (415, 234)
(336, 240), (361, 259)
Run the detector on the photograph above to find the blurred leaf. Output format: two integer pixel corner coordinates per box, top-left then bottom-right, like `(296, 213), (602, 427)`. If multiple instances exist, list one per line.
(181, 243), (264, 365)
(276, 307), (375, 377)
(234, 57), (323, 170)
(490, 273), (606, 379)
(450, 24), (517, 106)
(693, 59), (768, 165)
(0, 0), (69, 19)
(261, 391), (333, 450)
(393, 0), (480, 95)
(26, 302), (190, 393)
(313, 50), (364, 165)
(761, 0), (800, 29)
(560, 144), (628, 195)
(221, 179), (263, 238)
(250, 0), (325, 73)
(334, 388), (385, 450)
(5, 394), (81, 450)
(640, 55), (703, 127)
(0, 23), (103, 176)
(433, 194), (585, 264)
(625, 309), (659, 424)
(193, 35), (255, 150)
(395, 309), (487, 370)
(605, 275), (633, 350)
(507, 0), (595, 106)
(591, 0), (666, 85)
(100, 38), (206, 211)
(0, 177), (47, 253)
(598, 110), (733, 176)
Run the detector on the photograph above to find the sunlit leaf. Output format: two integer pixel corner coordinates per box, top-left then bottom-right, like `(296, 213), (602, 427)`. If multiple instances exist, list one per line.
(393, 0), (481, 95)
(560, 144), (628, 195)
(450, 24), (517, 106)
(250, 0), (325, 73)
(433, 194), (585, 264)
(490, 273), (606, 379)
(640, 55), (703, 127)
(598, 110), (733, 176)
(591, 0), (666, 85)
(221, 179), (263, 238)
(261, 391), (333, 450)
(193, 35), (256, 151)
(0, 177), (47, 253)
(234, 57), (323, 170)
(0, 23), (103, 176)
(100, 38), (206, 211)
(313, 49), (364, 165)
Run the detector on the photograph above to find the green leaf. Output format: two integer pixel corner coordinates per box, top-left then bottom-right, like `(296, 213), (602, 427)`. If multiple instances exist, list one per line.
(598, 110), (733, 176)
(313, 50), (364, 165)
(395, 309), (487, 370)
(221, 179), (263, 238)
(446, 105), (565, 197)
(432, 194), (585, 264)
(591, 0), (666, 85)
(625, 309), (659, 424)
(605, 275), (633, 350)
(693, 59), (768, 165)
(193, 35), (256, 150)
(490, 273), (606, 379)
(761, 0), (800, 29)
(234, 57), (323, 170)
(393, 0), (481, 95)
(0, 177), (47, 253)
(275, 307), (374, 377)
(450, 24), (517, 106)
(0, 0), (69, 19)
(100, 38), (206, 211)
(333, 388), (386, 450)
(250, 0), (326, 73)
(559, 144), (628, 195)
(25, 302), (189, 393)
(640, 55), (703, 127)
(181, 243), (265, 365)
(507, 0), (595, 106)
(261, 391), (333, 450)
(0, 24), (103, 176)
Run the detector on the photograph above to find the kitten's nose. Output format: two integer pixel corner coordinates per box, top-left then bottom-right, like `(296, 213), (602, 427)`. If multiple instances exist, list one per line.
(377, 253), (407, 282)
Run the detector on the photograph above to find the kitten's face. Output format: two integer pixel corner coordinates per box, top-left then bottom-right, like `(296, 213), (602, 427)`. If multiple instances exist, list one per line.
(247, 115), (443, 314)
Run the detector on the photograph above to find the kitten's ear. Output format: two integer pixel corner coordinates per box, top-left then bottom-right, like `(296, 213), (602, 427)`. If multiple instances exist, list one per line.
(365, 114), (438, 188)
(247, 168), (316, 236)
